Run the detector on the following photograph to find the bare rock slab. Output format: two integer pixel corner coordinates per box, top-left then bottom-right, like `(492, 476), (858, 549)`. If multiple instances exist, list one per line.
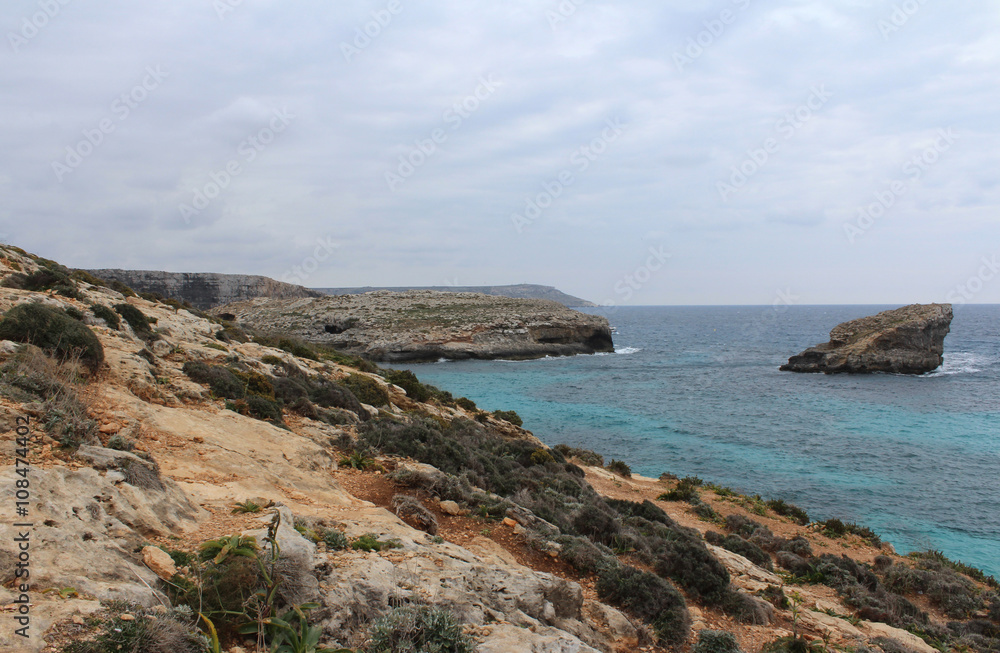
(780, 304), (952, 374)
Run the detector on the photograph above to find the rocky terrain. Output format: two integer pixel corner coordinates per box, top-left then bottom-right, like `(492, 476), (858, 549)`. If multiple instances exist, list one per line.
(0, 246), (997, 653)
(315, 285), (595, 308)
(215, 290), (614, 362)
(87, 270), (322, 310)
(780, 304), (953, 374)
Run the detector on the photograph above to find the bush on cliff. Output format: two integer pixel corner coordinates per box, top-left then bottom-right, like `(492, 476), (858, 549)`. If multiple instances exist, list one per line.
(343, 373), (389, 406)
(367, 605), (474, 653)
(596, 563), (690, 644)
(113, 303), (154, 339)
(0, 303), (104, 372)
(90, 304), (121, 330)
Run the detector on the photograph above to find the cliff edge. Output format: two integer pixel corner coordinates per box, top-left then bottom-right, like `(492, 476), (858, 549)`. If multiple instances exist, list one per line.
(780, 304), (953, 374)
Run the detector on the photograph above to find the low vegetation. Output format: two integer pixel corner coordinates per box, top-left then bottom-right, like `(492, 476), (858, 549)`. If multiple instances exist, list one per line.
(0, 303), (104, 372)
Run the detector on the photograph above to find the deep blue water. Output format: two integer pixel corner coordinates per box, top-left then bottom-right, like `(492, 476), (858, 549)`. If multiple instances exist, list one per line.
(391, 305), (1000, 577)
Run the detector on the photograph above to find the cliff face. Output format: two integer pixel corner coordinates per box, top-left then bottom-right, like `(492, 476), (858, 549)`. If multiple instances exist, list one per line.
(780, 304), (953, 374)
(216, 290), (614, 362)
(87, 269), (322, 310)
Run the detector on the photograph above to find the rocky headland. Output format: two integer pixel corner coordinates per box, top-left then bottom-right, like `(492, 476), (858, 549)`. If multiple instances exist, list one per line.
(315, 284), (596, 308)
(87, 269), (322, 310)
(780, 304), (953, 374)
(0, 246), (996, 653)
(214, 290), (615, 362)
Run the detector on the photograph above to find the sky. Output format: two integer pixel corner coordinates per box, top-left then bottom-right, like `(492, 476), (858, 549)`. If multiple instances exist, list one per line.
(1, 1), (998, 306)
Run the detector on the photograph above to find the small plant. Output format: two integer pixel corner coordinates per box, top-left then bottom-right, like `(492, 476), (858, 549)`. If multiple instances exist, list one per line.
(607, 459), (632, 478)
(695, 630), (743, 653)
(241, 602), (348, 653)
(350, 533), (402, 552)
(529, 447), (556, 465)
(204, 341), (228, 352)
(492, 409), (523, 427)
(113, 303), (154, 338)
(339, 450), (377, 470)
(366, 605), (474, 653)
(322, 529), (349, 550)
(455, 396), (477, 411)
(343, 373), (390, 406)
(90, 304), (121, 330)
(554, 444), (604, 466)
(199, 534), (258, 564)
(766, 498), (810, 525)
(261, 354), (284, 364)
(106, 434), (135, 451)
(821, 518), (848, 538)
(659, 477), (700, 502)
(232, 500), (262, 514)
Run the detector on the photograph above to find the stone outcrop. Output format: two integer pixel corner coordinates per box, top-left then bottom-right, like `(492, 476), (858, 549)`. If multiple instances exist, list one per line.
(780, 304), (952, 374)
(216, 290), (614, 362)
(86, 269), (322, 310)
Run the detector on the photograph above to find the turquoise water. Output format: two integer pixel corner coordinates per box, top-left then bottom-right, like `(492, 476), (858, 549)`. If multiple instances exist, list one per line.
(390, 305), (1000, 577)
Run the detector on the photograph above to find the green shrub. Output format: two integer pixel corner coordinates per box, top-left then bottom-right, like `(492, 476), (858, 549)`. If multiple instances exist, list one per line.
(607, 459), (631, 478)
(350, 533), (402, 552)
(367, 605), (474, 653)
(66, 605), (204, 653)
(260, 354), (284, 365)
(3, 267), (81, 298)
(182, 361), (244, 399)
(492, 409), (523, 427)
(343, 373), (389, 406)
(655, 537), (732, 603)
(106, 434), (135, 451)
(455, 396), (477, 411)
(383, 368), (432, 402)
(90, 304), (121, 330)
(659, 477), (700, 502)
(322, 529), (349, 550)
(695, 629), (743, 653)
(108, 279), (137, 297)
(0, 303), (104, 372)
(271, 366), (367, 420)
(766, 498), (810, 525)
(530, 447), (556, 465)
(821, 518), (848, 538)
(596, 564), (690, 644)
(113, 303), (153, 338)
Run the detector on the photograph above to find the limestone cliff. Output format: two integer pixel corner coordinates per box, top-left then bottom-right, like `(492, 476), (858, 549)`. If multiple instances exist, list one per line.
(216, 290), (614, 362)
(87, 269), (322, 310)
(315, 284), (596, 308)
(780, 304), (953, 374)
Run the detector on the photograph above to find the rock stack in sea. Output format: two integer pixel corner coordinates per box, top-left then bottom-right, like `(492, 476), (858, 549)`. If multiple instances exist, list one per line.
(780, 303), (953, 374)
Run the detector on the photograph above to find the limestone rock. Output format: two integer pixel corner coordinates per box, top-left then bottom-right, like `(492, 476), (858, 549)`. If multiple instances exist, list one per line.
(476, 624), (603, 652)
(439, 500), (464, 516)
(781, 304), (952, 374)
(141, 545), (178, 580)
(214, 290), (614, 362)
(85, 269), (322, 310)
(861, 621), (938, 653)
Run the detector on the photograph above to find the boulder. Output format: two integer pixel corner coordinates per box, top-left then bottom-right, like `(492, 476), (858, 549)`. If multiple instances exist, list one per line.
(781, 304), (952, 374)
(141, 545), (177, 580)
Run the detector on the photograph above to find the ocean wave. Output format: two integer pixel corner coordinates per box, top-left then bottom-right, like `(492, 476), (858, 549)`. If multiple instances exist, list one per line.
(922, 352), (985, 377)
(615, 346), (642, 355)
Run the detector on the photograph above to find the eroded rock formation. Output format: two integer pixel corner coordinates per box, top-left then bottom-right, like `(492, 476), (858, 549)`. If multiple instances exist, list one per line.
(780, 303), (953, 374)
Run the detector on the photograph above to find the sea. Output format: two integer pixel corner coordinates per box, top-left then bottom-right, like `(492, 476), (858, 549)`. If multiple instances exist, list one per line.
(389, 305), (1000, 578)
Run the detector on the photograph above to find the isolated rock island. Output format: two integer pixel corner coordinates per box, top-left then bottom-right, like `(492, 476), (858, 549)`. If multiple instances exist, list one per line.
(780, 303), (953, 374)
(216, 290), (614, 362)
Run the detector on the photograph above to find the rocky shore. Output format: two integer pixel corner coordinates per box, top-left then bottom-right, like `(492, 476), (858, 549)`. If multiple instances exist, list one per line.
(215, 290), (615, 362)
(780, 303), (953, 374)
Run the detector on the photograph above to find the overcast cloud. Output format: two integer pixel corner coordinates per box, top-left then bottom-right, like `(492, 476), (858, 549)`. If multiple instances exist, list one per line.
(1, 1), (998, 305)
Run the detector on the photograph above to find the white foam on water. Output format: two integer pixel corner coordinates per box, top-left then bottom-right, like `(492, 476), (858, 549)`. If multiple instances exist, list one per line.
(922, 352), (984, 377)
(615, 346), (642, 355)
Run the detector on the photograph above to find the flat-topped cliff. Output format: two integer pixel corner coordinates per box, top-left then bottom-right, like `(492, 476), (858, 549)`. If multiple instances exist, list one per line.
(315, 284), (595, 308)
(216, 290), (614, 362)
(781, 303), (953, 374)
(87, 269), (322, 310)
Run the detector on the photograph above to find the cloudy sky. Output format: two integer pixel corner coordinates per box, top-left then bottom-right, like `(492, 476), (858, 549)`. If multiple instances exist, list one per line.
(1, 1), (998, 305)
